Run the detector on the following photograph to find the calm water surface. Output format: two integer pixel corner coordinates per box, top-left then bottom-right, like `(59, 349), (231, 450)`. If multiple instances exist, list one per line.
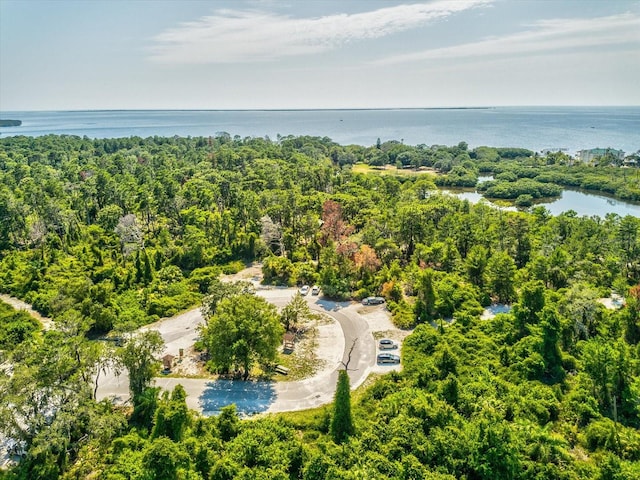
(2, 107), (639, 154)
(441, 187), (640, 217)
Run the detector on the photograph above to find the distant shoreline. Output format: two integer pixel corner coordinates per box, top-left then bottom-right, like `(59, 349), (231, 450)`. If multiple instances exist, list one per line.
(0, 119), (21, 127)
(2, 105), (639, 114)
(1, 108), (636, 154)
(0, 107), (497, 114)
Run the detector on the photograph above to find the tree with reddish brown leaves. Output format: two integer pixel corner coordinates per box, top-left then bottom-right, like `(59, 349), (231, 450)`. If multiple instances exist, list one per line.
(320, 199), (353, 246)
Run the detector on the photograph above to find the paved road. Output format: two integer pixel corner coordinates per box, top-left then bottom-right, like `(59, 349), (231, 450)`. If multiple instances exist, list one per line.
(95, 288), (378, 414)
(263, 294), (377, 413)
(94, 307), (205, 407)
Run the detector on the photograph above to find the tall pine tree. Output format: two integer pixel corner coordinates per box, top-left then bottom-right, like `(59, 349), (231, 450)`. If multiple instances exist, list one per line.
(330, 369), (354, 444)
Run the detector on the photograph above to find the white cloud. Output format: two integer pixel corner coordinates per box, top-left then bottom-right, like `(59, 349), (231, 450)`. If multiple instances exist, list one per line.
(148, 0), (492, 64)
(373, 13), (640, 65)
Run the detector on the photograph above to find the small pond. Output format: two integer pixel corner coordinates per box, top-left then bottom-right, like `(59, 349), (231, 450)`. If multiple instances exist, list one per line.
(440, 177), (640, 217)
(538, 189), (640, 217)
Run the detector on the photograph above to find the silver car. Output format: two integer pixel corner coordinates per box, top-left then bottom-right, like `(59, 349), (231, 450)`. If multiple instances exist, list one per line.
(362, 296), (385, 305)
(378, 338), (398, 350)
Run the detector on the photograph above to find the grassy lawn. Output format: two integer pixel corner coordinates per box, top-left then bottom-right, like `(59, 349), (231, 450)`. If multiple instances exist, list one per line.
(351, 163), (437, 176)
(273, 327), (321, 381)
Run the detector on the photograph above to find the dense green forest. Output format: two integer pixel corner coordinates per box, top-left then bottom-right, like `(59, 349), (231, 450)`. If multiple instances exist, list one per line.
(1, 134), (639, 479)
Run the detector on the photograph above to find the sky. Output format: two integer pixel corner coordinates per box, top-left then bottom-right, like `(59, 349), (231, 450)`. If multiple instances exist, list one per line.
(1, 0), (639, 111)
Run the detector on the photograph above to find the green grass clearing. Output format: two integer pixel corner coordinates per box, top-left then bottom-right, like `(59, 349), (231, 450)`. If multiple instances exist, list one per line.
(351, 163), (437, 176)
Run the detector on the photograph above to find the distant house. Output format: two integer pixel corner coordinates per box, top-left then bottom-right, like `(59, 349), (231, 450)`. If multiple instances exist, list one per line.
(576, 148), (625, 164)
(623, 150), (640, 167)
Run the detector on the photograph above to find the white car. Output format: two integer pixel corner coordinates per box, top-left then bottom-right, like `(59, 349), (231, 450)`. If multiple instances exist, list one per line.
(299, 285), (310, 295)
(378, 338), (398, 350)
(311, 285), (320, 295)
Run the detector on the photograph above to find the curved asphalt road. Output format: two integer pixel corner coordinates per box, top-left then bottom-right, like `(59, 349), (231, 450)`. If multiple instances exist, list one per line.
(95, 288), (378, 414)
(263, 297), (377, 412)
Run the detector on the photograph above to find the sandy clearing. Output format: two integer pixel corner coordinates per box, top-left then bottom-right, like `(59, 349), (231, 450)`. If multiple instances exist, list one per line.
(597, 294), (625, 310)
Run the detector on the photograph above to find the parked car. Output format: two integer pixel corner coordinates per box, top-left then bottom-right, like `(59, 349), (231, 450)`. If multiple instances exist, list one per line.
(378, 338), (398, 350)
(362, 296), (385, 305)
(299, 285), (310, 295)
(311, 285), (320, 295)
(377, 353), (400, 364)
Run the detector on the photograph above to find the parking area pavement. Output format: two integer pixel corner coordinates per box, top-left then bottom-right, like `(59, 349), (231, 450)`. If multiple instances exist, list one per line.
(96, 283), (410, 415)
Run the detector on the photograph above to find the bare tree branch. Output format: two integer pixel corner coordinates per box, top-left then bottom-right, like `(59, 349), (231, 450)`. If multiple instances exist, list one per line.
(341, 338), (358, 371)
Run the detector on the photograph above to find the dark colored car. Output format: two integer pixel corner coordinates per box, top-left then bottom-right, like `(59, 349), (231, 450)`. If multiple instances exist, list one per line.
(362, 296), (385, 305)
(377, 353), (401, 364)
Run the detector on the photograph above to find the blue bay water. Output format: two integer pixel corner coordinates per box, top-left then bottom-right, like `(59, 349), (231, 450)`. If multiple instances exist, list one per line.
(1, 107), (639, 154)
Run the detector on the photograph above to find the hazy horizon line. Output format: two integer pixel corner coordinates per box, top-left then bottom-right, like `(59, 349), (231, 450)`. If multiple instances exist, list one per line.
(2, 105), (640, 115)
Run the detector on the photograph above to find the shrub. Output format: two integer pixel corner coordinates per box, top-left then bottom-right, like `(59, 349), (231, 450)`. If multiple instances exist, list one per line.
(515, 194), (534, 207)
(262, 256), (295, 286)
(221, 260), (245, 275)
(389, 300), (417, 329)
(188, 266), (222, 294)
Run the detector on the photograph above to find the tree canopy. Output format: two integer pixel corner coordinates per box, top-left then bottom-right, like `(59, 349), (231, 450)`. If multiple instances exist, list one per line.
(200, 289), (283, 379)
(0, 133), (639, 479)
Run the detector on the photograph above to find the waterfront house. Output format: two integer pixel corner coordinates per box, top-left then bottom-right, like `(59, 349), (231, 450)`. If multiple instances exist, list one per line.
(576, 148), (625, 164)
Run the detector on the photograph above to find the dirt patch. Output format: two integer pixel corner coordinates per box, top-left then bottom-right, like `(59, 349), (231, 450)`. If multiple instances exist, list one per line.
(353, 305), (401, 334)
(167, 346), (214, 379)
(221, 262), (263, 284)
(372, 329), (411, 343)
(597, 294), (625, 310)
(275, 311), (341, 381)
